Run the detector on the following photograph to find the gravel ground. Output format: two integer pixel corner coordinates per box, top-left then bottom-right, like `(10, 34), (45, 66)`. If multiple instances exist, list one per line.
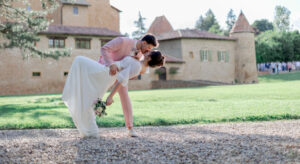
(0, 120), (299, 163)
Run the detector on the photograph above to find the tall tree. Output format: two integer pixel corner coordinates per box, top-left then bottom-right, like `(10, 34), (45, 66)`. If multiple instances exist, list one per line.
(252, 19), (274, 34)
(195, 15), (204, 30)
(0, 0), (71, 59)
(132, 11), (146, 39)
(225, 9), (236, 31)
(195, 9), (221, 33)
(274, 5), (291, 32)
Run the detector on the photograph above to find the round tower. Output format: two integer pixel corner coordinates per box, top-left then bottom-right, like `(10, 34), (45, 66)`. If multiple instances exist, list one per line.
(230, 12), (258, 84)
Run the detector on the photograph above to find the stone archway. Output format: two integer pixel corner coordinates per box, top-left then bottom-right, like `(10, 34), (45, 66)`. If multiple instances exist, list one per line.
(158, 67), (167, 81)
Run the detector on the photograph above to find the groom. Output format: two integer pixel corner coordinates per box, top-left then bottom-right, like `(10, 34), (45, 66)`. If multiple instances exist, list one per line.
(99, 34), (158, 137)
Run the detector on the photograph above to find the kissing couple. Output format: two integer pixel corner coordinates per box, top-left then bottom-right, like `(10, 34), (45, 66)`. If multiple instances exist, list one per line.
(62, 34), (164, 137)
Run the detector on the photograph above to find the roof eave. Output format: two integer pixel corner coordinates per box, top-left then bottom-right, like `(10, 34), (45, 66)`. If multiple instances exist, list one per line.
(166, 61), (185, 64)
(61, 2), (90, 6)
(158, 37), (236, 41)
(111, 5), (122, 12)
(39, 32), (121, 37)
(230, 30), (255, 34)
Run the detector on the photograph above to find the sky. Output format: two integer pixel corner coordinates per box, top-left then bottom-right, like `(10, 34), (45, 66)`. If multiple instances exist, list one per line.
(110, 0), (300, 35)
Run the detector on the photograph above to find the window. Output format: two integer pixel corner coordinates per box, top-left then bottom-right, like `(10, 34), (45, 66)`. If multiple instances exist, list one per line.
(76, 38), (91, 49)
(64, 72), (68, 76)
(200, 50), (212, 62)
(48, 37), (65, 48)
(73, 7), (78, 15)
(217, 51), (229, 63)
(32, 72), (41, 77)
(101, 39), (111, 46)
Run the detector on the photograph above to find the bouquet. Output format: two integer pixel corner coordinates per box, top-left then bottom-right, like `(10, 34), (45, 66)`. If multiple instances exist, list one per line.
(93, 98), (107, 117)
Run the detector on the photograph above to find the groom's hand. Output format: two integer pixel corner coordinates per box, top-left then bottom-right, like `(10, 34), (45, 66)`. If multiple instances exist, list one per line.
(109, 64), (119, 76)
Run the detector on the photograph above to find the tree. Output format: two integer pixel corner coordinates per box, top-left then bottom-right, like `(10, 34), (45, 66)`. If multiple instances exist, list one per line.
(132, 11), (146, 39)
(195, 9), (221, 34)
(195, 15), (204, 30)
(208, 24), (222, 35)
(274, 5), (291, 32)
(123, 32), (129, 37)
(225, 9), (236, 31)
(0, 0), (71, 59)
(292, 30), (300, 61)
(255, 30), (300, 63)
(252, 19), (274, 35)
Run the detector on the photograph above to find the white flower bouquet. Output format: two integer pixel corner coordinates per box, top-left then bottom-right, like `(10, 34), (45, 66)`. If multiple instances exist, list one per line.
(93, 98), (107, 117)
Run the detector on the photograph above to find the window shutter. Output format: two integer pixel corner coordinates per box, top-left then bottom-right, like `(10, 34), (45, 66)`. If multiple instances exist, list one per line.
(217, 51), (221, 62)
(208, 50), (212, 62)
(200, 50), (204, 61)
(225, 51), (229, 63)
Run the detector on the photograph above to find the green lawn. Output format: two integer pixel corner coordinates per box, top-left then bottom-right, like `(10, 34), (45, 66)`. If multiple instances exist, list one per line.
(0, 71), (300, 129)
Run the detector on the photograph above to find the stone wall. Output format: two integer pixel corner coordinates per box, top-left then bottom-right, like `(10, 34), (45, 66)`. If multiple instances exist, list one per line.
(158, 38), (237, 84)
(86, 0), (120, 32)
(61, 5), (89, 27)
(151, 80), (209, 89)
(7, 0), (120, 32)
(159, 40), (183, 59)
(0, 35), (111, 96)
(151, 80), (231, 89)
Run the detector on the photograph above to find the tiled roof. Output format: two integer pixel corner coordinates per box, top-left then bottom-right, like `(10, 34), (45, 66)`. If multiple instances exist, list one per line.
(157, 29), (235, 41)
(147, 16), (174, 36)
(165, 55), (185, 63)
(40, 25), (121, 37)
(60, 0), (90, 6)
(230, 12), (255, 33)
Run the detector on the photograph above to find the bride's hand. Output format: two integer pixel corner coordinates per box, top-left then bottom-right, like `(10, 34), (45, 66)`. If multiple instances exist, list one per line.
(133, 50), (143, 60)
(106, 96), (114, 106)
(109, 64), (119, 76)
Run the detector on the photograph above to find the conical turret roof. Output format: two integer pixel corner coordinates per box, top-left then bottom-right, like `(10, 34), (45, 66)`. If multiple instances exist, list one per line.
(147, 15), (174, 36)
(230, 12), (254, 33)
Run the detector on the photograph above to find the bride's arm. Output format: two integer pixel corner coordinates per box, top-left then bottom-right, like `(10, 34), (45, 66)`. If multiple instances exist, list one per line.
(106, 81), (121, 106)
(106, 58), (141, 105)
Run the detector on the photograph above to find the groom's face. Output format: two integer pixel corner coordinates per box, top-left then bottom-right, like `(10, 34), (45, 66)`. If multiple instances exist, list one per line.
(141, 41), (154, 54)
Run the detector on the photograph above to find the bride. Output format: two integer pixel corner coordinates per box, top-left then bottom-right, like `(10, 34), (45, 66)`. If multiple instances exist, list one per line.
(62, 50), (164, 137)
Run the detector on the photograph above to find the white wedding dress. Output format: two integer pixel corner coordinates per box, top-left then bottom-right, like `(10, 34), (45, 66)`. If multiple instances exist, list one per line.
(62, 56), (141, 137)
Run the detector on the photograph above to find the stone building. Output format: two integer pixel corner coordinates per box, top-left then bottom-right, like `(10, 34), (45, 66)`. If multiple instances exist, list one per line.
(0, 0), (121, 95)
(145, 13), (258, 86)
(0, 2), (258, 95)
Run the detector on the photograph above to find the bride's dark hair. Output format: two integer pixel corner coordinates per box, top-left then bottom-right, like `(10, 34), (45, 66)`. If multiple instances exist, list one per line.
(148, 50), (165, 67)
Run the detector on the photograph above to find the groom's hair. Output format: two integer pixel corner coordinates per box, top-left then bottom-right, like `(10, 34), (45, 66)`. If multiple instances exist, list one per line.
(141, 34), (158, 47)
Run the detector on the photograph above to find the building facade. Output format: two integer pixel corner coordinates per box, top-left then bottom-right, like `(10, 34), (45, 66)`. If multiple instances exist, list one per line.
(0, 4), (258, 95)
(0, 0), (121, 95)
(145, 13), (258, 85)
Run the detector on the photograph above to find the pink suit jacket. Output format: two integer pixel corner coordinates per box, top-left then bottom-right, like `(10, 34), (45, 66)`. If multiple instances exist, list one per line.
(99, 37), (137, 66)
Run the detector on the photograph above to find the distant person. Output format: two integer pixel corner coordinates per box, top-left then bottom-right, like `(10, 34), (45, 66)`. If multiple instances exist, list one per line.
(288, 62), (292, 72)
(271, 62), (276, 74)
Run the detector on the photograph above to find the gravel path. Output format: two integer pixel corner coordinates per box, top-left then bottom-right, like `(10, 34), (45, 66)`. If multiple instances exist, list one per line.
(0, 120), (299, 163)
